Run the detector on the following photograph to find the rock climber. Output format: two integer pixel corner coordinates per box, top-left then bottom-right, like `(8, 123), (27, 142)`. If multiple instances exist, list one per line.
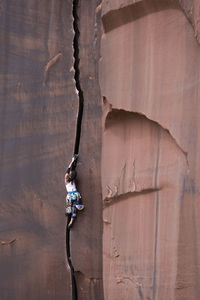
(65, 155), (84, 228)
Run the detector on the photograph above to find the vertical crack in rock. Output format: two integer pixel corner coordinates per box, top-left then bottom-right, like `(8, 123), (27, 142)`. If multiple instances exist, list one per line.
(66, 1), (84, 300)
(72, 0), (84, 156)
(66, 221), (78, 300)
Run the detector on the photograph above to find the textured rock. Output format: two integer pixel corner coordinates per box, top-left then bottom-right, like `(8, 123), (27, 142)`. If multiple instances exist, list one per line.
(179, 0), (200, 43)
(0, 1), (103, 299)
(102, 0), (200, 44)
(100, 0), (200, 299)
(70, 1), (104, 299)
(2, 0), (200, 299)
(0, 1), (75, 299)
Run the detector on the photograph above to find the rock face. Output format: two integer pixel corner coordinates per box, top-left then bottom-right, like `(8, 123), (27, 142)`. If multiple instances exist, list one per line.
(1, 0), (200, 299)
(70, 1), (104, 299)
(0, 1), (75, 299)
(100, 0), (200, 299)
(0, 1), (103, 299)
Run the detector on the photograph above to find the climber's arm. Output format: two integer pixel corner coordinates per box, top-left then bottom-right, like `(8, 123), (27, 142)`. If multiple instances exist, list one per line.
(65, 173), (70, 184)
(68, 154), (78, 171)
(68, 157), (74, 170)
(65, 155), (78, 184)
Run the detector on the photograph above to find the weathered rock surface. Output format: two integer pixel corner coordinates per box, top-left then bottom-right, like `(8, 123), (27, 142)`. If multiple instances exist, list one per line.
(100, 0), (200, 299)
(70, 1), (104, 299)
(0, 1), (76, 299)
(2, 0), (200, 299)
(0, 1), (103, 299)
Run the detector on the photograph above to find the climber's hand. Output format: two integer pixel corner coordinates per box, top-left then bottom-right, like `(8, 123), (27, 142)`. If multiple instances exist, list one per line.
(73, 154), (78, 161)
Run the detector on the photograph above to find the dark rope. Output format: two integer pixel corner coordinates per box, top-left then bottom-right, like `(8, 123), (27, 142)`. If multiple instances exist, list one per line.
(65, 1), (84, 300)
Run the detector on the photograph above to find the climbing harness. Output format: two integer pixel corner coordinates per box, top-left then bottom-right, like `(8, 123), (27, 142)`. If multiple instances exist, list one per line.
(66, 191), (84, 218)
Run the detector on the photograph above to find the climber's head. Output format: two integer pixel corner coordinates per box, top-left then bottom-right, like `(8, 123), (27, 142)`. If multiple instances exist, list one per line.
(69, 170), (77, 182)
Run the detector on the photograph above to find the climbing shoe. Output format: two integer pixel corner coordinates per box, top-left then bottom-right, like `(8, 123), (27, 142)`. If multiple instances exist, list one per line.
(75, 204), (84, 211)
(68, 219), (74, 228)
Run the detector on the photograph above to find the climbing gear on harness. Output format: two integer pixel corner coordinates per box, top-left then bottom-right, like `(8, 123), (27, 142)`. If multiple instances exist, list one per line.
(65, 190), (84, 217)
(68, 190), (78, 194)
(72, 193), (77, 200)
(66, 206), (72, 214)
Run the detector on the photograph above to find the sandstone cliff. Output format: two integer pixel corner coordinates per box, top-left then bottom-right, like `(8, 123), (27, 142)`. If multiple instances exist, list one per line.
(1, 0), (200, 300)
(100, 0), (200, 299)
(0, 1), (102, 299)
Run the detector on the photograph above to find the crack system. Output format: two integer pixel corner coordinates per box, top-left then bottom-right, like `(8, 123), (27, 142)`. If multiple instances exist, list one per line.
(66, 1), (84, 300)
(72, 0), (84, 156)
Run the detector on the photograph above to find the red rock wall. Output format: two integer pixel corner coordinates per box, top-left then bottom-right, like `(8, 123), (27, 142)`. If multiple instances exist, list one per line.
(0, 1), (103, 299)
(1, 0), (200, 299)
(0, 1), (75, 299)
(100, 0), (200, 299)
(70, 1), (104, 299)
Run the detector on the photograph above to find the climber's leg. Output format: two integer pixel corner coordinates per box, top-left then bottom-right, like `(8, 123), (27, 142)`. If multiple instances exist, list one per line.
(65, 194), (72, 215)
(75, 192), (84, 210)
(68, 204), (77, 228)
